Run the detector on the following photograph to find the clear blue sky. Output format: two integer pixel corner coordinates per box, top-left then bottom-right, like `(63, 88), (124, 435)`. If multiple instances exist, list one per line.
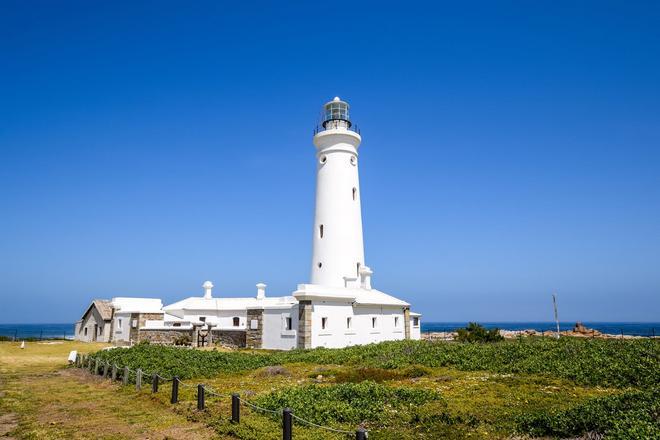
(1, 1), (659, 324)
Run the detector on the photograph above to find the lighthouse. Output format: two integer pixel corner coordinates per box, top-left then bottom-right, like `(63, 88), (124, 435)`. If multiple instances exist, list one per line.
(310, 97), (365, 288)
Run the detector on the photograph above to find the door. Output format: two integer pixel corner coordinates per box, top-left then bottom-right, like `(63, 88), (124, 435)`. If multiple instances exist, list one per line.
(93, 324), (98, 341)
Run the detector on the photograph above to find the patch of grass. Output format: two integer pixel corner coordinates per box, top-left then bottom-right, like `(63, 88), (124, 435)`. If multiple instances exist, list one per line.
(0, 341), (223, 439)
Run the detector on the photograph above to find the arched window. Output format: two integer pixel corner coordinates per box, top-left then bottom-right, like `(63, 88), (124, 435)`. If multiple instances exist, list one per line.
(319, 224), (324, 238)
(233, 317), (240, 327)
(352, 187), (357, 200)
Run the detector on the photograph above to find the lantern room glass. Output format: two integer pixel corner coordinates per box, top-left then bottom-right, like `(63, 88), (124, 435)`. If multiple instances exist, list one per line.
(323, 101), (350, 125)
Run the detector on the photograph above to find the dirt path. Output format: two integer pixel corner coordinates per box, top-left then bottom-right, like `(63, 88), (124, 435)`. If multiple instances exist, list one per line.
(0, 342), (225, 439)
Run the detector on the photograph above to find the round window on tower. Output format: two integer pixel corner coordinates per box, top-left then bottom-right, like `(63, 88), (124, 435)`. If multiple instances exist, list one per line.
(318, 262), (323, 268)
(319, 155), (327, 164)
(350, 156), (357, 166)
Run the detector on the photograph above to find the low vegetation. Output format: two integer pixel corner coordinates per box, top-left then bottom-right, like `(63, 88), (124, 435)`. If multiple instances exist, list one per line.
(456, 322), (504, 343)
(3, 337), (658, 439)
(94, 337), (659, 388)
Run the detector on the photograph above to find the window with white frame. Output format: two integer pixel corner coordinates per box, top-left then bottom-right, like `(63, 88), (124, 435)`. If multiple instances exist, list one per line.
(233, 317), (240, 327)
(285, 317), (293, 331)
(413, 317), (420, 327)
(394, 316), (399, 327)
(321, 317), (328, 330)
(372, 317), (377, 328)
(117, 319), (122, 329)
(346, 317), (352, 329)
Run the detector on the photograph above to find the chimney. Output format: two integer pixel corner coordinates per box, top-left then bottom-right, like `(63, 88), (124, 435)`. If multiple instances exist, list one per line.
(359, 266), (373, 290)
(203, 281), (214, 299)
(256, 283), (266, 299)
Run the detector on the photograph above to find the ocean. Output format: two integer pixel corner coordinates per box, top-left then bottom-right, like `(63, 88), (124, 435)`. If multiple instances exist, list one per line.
(0, 322), (658, 340)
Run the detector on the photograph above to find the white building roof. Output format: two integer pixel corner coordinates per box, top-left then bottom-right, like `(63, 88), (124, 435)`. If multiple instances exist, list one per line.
(163, 295), (298, 316)
(293, 284), (410, 307)
(111, 297), (163, 314)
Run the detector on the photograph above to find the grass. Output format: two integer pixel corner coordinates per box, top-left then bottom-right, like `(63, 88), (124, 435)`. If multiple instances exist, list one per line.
(0, 341), (223, 439)
(2, 338), (658, 439)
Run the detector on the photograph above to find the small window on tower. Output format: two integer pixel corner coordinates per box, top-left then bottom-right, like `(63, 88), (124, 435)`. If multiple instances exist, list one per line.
(350, 156), (357, 166)
(318, 262), (322, 268)
(352, 187), (357, 200)
(319, 224), (324, 238)
(357, 262), (361, 276)
(320, 155), (327, 164)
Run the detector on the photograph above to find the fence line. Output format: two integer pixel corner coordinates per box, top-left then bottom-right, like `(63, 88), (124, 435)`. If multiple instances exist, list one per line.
(76, 354), (366, 438)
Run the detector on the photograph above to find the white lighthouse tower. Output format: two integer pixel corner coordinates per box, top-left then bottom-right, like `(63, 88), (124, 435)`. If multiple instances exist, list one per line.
(310, 97), (364, 288)
(293, 97), (420, 349)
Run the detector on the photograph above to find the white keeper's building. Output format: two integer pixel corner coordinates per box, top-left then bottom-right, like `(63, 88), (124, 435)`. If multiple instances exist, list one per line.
(76, 97), (421, 349)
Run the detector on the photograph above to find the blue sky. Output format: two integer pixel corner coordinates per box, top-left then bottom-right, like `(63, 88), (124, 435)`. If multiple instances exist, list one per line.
(1, 1), (659, 323)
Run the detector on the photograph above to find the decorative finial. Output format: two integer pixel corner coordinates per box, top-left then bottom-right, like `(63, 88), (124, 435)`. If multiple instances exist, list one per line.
(333, 96), (340, 102)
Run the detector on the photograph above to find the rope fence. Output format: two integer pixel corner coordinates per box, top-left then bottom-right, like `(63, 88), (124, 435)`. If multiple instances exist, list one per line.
(75, 353), (368, 439)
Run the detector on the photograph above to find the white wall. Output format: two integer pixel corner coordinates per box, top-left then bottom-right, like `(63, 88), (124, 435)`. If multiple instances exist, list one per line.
(410, 315), (421, 340)
(310, 301), (406, 348)
(262, 306), (298, 350)
(112, 312), (132, 343)
(310, 128), (364, 287)
(177, 309), (248, 330)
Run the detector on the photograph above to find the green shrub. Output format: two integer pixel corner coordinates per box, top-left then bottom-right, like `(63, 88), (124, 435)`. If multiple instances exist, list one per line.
(456, 322), (504, 343)
(253, 381), (442, 425)
(515, 388), (660, 438)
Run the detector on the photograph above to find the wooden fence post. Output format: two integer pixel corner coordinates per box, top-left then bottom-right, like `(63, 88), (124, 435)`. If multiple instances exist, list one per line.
(282, 408), (292, 440)
(356, 427), (367, 440)
(231, 393), (240, 423)
(197, 384), (205, 410)
(136, 369), (142, 391)
(123, 366), (129, 385)
(171, 377), (179, 404)
(152, 373), (159, 393)
(112, 364), (117, 381)
(94, 359), (99, 375)
(103, 362), (109, 377)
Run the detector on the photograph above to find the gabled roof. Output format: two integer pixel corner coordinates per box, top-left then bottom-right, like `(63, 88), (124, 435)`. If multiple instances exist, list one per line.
(81, 299), (113, 321)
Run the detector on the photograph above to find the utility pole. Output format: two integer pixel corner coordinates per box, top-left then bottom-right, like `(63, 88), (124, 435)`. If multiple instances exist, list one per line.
(552, 294), (560, 339)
